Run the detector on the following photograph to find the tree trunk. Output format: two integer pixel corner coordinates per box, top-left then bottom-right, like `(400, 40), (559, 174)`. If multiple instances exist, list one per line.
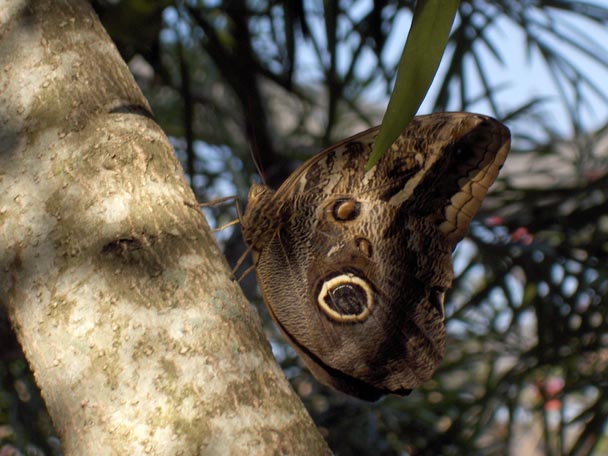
(0, 1), (330, 454)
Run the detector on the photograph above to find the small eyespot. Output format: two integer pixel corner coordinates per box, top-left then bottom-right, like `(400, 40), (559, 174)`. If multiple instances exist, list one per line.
(355, 237), (373, 258)
(317, 274), (374, 322)
(332, 198), (361, 221)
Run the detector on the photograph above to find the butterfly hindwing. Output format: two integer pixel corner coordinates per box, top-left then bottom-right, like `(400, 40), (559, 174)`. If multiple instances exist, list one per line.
(242, 112), (510, 400)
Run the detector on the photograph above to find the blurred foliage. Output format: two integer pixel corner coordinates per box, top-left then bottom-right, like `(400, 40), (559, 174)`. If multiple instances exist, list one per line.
(3, 0), (608, 455)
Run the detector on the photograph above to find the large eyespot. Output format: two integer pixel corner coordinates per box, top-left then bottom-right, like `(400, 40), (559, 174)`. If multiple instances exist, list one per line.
(317, 273), (374, 322)
(332, 198), (361, 222)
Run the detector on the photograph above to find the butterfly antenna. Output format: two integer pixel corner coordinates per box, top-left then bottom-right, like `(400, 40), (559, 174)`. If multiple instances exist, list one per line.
(244, 96), (268, 186)
(249, 146), (268, 186)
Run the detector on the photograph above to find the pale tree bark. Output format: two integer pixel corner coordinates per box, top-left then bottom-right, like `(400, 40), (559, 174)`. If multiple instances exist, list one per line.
(0, 1), (330, 454)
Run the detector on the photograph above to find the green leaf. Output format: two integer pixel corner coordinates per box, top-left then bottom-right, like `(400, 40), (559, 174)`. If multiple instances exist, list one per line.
(366, 0), (460, 170)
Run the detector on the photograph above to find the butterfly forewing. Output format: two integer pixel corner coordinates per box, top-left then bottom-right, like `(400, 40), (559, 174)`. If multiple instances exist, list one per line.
(242, 112), (510, 400)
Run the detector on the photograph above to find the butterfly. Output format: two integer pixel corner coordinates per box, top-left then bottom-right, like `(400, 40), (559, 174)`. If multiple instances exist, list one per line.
(240, 112), (510, 400)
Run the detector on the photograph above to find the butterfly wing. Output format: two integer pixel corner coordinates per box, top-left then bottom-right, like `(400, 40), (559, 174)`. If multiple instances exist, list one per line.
(243, 112), (510, 400)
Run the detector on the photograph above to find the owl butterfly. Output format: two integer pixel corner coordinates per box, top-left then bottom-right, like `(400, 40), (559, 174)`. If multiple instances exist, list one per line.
(241, 112), (510, 401)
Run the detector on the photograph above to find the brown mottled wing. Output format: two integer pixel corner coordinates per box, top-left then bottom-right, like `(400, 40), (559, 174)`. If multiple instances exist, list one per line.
(242, 112), (510, 400)
(382, 113), (510, 243)
(273, 126), (381, 203)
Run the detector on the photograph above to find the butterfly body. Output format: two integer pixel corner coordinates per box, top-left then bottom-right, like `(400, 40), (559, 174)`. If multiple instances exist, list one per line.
(242, 113), (510, 400)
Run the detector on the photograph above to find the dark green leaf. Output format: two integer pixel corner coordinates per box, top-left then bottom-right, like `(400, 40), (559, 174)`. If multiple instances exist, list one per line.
(366, 0), (460, 169)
